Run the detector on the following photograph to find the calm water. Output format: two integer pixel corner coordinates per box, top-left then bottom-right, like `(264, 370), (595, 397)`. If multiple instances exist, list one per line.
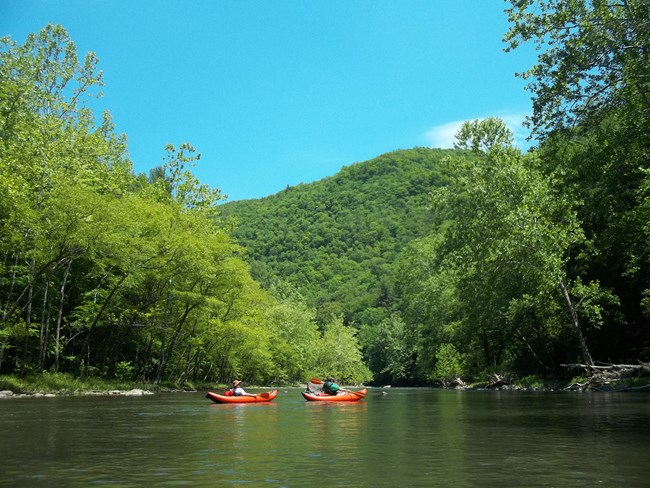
(1, 388), (648, 487)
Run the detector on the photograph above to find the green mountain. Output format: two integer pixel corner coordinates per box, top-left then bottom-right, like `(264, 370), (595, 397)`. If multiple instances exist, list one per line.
(220, 147), (451, 326)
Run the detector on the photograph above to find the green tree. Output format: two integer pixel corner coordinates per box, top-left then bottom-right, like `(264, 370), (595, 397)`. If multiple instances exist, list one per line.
(316, 316), (372, 384)
(264, 283), (321, 383)
(432, 343), (466, 386)
(454, 117), (514, 153)
(0, 25), (294, 387)
(505, 0), (650, 360)
(360, 313), (415, 386)
(504, 0), (650, 138)
(412, 120), (616, 377)
(394, 231), (464, 379)
(0, 24), (133, 374)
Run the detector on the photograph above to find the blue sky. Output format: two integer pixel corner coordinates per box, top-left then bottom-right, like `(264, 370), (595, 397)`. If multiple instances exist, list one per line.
(2, 1), (536, 202)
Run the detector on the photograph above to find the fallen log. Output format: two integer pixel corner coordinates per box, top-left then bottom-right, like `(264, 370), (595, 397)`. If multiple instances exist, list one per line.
(485, 373), (513, 389)
(562, 361), (650, 391)
(442, 377), (467, 389)
(562, 361), (650, 376)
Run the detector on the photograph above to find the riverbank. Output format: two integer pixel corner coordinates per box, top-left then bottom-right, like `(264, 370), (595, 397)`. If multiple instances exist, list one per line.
(0, 388), (159, 398)
(0, 372), (206, 399)
(2, 372), (649, 399)
(440, 374), (650, 392)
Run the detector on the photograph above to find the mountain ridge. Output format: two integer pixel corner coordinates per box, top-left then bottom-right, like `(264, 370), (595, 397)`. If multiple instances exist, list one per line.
(220, 147), (453, 325)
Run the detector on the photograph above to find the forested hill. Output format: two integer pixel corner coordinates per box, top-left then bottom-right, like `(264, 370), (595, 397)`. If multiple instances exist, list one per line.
(220, 147), (452, 326)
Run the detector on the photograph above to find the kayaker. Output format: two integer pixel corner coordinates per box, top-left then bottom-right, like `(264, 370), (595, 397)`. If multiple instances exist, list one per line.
(232, 380), (256, 397)
(322, 377), (341, 396)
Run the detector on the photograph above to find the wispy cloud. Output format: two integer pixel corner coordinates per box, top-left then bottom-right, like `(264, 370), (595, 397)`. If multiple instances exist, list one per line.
(424, 121), (464, 149)
(424, 113), (534, 150)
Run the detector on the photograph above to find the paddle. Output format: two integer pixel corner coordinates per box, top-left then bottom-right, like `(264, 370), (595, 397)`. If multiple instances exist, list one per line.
(257, 392), (270, 399)
(349, 389), (366, 398)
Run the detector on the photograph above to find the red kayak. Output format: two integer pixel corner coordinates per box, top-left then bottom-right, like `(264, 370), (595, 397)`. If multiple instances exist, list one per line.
(302, 388), (367, 402)
(206, 390), (278, 404)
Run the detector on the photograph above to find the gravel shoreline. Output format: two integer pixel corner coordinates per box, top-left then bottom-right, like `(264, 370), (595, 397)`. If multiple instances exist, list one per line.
(0, 388), (162, 398)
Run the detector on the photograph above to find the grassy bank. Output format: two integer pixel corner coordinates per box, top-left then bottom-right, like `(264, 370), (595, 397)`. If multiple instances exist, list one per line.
(0, 372), (211, 395)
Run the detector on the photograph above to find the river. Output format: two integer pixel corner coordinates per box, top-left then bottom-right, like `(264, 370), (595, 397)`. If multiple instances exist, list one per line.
(1, 388), (648, 487)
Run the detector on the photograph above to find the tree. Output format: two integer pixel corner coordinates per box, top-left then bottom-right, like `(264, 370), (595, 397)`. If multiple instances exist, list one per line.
(360, 313), (415, 386)
(161, 143), (225, 212)
(432, 343), (466, 387)
(0, 25), (289, 385)
(394, 232), (466, 379)
(315, 316), (372, 384)
(505, 0), (650, 361)
(264, 283), (321, 383)
(419, 120), (614, 374)
(454, 117), (514, 153)
(504, 0), (650, 138)
(0, 24), (133, 374)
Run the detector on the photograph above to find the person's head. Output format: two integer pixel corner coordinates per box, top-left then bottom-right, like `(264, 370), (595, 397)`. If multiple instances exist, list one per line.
(233, 380), (242, 387)
(327, 377), (334, 382)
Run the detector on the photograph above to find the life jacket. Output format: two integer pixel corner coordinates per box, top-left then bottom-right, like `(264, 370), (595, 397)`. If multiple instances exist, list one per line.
(223, 389), (234, 396)
(323, 380), (338, 395)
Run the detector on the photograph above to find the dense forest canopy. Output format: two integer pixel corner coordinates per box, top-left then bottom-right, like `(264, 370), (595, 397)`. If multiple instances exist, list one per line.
(2, 0), (649, 388)
(220, 147), (451, 327)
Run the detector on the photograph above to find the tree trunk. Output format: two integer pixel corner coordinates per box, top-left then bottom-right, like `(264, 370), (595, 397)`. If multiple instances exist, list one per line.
(38, 273), (51, 370)
(559, 279), (594, 366)
(514, 325), (550, 371)
(21, 257), (36, 375)
(75, 273), (128, 375)
(54, 260), (71, 372)
(156, 302), (197, 384)
(155, 336), (166, 384)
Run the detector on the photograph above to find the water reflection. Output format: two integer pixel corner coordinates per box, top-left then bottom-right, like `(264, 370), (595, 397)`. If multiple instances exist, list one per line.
(0, 389), (648, 487)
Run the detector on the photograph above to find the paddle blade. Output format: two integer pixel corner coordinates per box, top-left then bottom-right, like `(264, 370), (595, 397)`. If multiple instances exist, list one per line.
(310, 378), (323, 384)
(258, 392), (270, 399)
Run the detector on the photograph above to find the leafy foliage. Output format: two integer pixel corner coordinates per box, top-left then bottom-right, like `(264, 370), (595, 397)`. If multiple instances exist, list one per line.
(504, 0), (650, 138)
(432, 344), (466, 386)
(506, 0), (650, 362)
(221, 147), (450, 326)
(408, 121), (614, 376)
(314, 316), (372, 384)
(0, 25), (368, 387)
(360, 313), (414, 385)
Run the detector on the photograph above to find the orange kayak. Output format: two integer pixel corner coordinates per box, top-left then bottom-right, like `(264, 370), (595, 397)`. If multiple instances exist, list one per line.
(206, 390), (278, 404)
(302, 388), (367, 402)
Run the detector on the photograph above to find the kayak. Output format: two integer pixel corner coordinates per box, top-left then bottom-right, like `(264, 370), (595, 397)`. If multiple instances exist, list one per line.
(206, 390), (278, 404)
(301, 388), (367, 402)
